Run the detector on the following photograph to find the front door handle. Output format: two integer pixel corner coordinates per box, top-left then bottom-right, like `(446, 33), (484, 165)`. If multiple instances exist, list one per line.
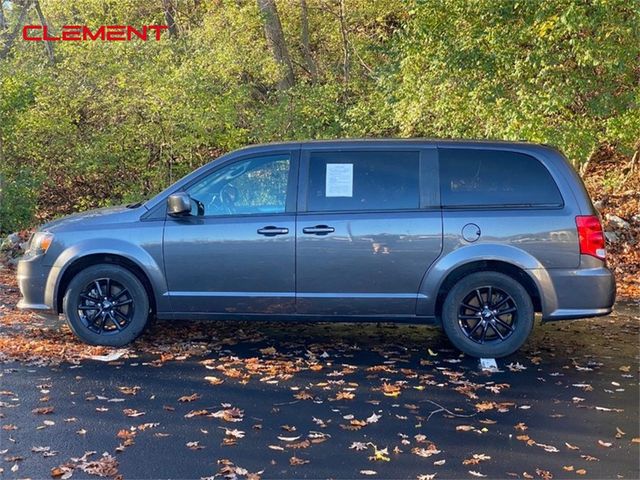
(302, 225), (335, 235)
(257, 226), (289, 236)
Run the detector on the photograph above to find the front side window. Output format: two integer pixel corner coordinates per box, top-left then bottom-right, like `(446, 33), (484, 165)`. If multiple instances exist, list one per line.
(439, 149), (563, 207)
(186, 155), (290, 216)
(307, 151), (420, 212)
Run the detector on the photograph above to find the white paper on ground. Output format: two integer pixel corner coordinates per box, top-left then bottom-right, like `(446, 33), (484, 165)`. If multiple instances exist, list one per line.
(326, 163), (353, 197)
(479, 357), (498, 371)
(85, 349), (129, 362)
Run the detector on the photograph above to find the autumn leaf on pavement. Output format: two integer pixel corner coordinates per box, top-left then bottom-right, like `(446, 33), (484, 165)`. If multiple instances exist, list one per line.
(381, 383), (401, 397)
(186, 441), (204, 450)
(463, 454), (491, 465)
(474, 401), (495, 412)
(51, 465), (73, 479)
(118, 386), (140, 395)
(289, 456), (309, 466)
(32, 406), (54, 415)
(456, 425), (475, 432)
(123, 409), (145, 417)
(294, 390), (313, 400)
(220, 428), (245, 439)
(204, 376), (224, 386)
(412, 445), (441, 458)
(366, 413), (381, 423)
(335, 391), (355, 400)
(350, 442), (368, 451)
(210, 407), (244, 422)
(178, 393), (201, 402)
(369, 445), (391, 462)
(185, 409), (209, 418)
(468, 471), (486, 478)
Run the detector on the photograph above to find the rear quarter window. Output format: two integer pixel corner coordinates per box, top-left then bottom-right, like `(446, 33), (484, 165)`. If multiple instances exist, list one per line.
(439, 149), (563, 207)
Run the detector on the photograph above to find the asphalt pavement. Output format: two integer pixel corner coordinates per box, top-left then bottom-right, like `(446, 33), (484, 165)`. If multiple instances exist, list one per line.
(1, 301), (638, 479)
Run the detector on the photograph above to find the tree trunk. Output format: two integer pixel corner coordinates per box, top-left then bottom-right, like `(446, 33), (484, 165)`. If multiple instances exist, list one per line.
(256, 0), (295, 89)
(33, 0), (54, 64)
(0, 1), (8, 31)
(0, 0), (31, 60)
(162, 0), (179, 38)
(338, 0), (349, 85)
(299, 0), (317, 82)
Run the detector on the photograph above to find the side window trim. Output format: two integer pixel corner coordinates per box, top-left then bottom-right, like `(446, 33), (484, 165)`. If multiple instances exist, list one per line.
(170, 149), (298, 219)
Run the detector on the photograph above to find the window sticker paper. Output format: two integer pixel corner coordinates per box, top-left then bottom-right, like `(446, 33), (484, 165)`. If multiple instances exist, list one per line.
(325, 163), (353, 197)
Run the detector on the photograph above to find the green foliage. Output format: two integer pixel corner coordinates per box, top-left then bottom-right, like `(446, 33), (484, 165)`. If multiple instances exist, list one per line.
(0, 0), (637, 232)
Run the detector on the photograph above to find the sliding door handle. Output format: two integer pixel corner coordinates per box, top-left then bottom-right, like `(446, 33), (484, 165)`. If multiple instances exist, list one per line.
(257, 226), (289, 236)
(302, 225), (335, 235)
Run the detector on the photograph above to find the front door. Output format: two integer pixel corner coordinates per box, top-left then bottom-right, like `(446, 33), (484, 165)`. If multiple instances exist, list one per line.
(163, 152), (297, 314)
(296, 148), (442, 316)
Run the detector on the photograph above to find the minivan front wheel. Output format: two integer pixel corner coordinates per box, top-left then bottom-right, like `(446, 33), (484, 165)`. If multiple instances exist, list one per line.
(441, 272), (534, 358)
(63, 264), (150, 347)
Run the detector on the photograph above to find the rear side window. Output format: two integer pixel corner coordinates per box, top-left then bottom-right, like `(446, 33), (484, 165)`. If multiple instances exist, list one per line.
(439, 149), (563, 207)
(307, 151), (420, 212)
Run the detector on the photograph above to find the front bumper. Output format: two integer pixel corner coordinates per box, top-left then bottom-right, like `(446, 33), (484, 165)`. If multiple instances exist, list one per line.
(16, 254), (56, 313)
(542, 264), (616, 321)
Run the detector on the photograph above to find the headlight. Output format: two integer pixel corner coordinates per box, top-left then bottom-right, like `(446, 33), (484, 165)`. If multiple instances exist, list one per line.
(28, 232), (54, 255)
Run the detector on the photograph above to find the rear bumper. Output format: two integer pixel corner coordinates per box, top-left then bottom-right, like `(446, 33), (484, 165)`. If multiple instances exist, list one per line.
(542, 265), (616, 321)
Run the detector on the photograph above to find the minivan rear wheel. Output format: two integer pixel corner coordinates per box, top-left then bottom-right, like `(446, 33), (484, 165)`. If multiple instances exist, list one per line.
(441, 271), (534, 358)
(63, 264), (150, 347)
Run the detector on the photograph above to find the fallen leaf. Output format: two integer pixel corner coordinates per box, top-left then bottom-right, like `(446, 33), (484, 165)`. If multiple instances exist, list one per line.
(178, 393), (201, 403)
(118, 386), (140, 395)
(336, 391), (355, 400)
(381, 383), (401, 397)
(204, 376), (224, 386)
(123, 409), (145, 418)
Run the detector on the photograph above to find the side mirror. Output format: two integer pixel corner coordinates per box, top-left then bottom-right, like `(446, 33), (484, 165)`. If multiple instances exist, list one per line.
(167, 192), (192, 216)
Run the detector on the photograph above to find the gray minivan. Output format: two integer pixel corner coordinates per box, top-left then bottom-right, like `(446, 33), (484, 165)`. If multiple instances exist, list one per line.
(17, 140), (616, 357)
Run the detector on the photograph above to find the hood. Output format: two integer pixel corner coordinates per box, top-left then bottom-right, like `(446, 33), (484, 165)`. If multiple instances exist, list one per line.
(40, 205), (145, 233)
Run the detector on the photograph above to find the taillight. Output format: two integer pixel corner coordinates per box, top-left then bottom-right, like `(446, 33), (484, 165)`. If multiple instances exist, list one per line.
(575, 215), (606, 260)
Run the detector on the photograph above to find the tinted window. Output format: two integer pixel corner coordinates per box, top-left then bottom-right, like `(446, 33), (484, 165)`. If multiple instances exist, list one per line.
(307, 151), (420, 212)
(186, 155), (289, 216)
(439, 149), (563, 207)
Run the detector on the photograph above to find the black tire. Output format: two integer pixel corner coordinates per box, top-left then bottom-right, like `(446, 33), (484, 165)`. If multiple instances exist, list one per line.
(441, 271), (534, 358)
(63, 264), (150, 347)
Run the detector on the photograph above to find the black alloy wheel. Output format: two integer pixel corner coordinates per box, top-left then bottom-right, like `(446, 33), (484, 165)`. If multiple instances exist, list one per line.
(457, 286), (517, 344)
(63, 264), (150, 347)
(441, 271), (534, 358)
(78, 277), (134, 335)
